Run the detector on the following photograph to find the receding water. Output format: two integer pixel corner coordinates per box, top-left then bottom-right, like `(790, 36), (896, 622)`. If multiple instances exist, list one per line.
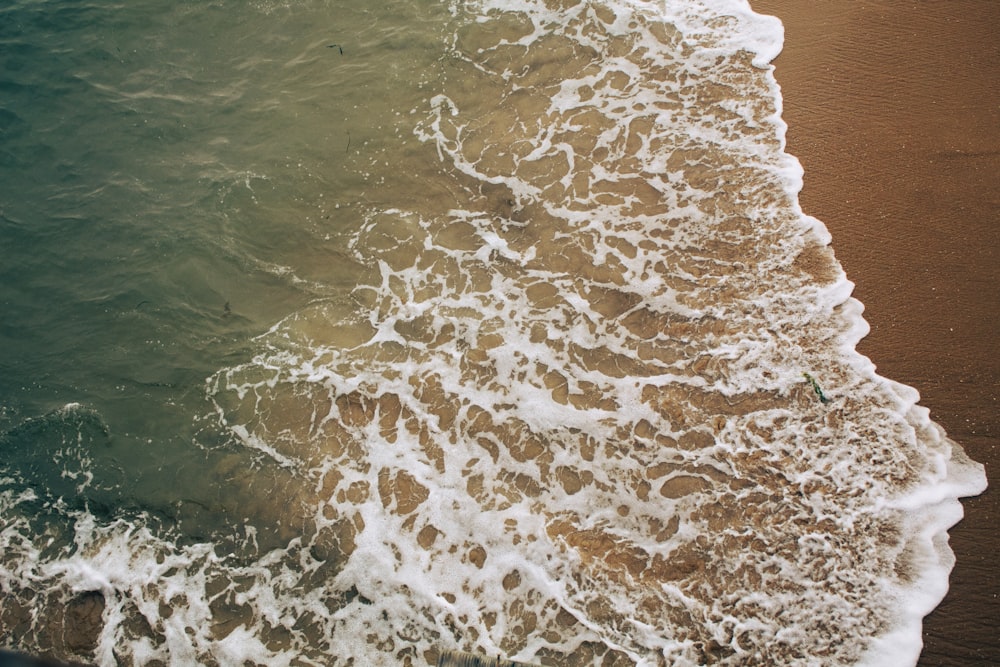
(0, 1), (985, 665)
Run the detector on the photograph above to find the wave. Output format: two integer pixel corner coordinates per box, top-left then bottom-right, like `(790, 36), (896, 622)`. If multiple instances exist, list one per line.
(0, 1), (984, 665)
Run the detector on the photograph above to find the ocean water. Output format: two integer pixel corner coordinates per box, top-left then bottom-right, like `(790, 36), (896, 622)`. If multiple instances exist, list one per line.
(0, 0), (987, 665)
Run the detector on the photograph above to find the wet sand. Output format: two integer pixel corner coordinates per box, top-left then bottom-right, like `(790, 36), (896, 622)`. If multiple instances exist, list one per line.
(751, 2), (999, 664)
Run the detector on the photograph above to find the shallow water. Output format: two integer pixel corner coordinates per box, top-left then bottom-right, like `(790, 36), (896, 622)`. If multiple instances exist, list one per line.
(0, 0), (986, 665)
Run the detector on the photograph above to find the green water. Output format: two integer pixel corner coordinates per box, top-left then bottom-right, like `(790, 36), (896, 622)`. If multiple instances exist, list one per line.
(0, 0), (448, 540)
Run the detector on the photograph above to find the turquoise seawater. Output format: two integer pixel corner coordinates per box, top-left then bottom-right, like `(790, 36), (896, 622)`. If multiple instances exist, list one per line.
(1, 0), (444, 536)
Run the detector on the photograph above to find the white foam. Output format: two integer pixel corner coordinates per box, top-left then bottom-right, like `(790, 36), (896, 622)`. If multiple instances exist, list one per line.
(0, 0), (986, 665)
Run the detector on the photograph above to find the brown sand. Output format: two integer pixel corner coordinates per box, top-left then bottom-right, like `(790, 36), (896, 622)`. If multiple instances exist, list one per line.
(751, 1), (999, 664)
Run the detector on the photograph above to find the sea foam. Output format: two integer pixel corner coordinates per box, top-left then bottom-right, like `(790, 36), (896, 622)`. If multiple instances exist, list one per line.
(0, 0), (985, 665)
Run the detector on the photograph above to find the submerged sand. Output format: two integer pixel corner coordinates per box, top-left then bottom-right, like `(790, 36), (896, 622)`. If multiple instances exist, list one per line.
(752, 1), (1000, 664)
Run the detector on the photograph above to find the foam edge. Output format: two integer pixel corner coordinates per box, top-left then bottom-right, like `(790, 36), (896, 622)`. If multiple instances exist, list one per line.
(859, 429), (987, 667)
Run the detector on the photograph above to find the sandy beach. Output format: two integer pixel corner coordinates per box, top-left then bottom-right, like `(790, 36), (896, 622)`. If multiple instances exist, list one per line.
(752, 2), (999, 664)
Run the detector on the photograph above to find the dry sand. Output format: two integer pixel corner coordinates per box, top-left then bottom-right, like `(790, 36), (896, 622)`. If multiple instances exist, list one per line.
(751, 2), (999, 664)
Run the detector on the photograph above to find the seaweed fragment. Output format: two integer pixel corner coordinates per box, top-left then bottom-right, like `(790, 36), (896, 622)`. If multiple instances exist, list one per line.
(802, 372), (831, 404)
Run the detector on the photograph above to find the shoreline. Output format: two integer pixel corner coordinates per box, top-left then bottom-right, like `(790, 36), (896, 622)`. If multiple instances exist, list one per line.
(752, 2), (999, 664)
